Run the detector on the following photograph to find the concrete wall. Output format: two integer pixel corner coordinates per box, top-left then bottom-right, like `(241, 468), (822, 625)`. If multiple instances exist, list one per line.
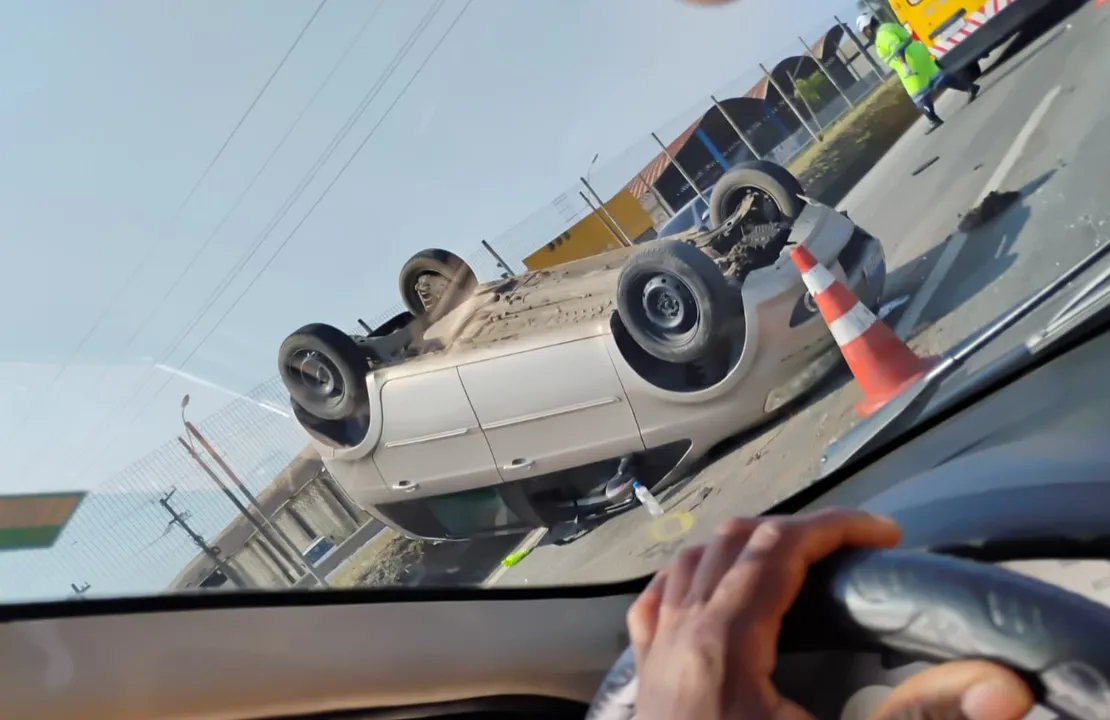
(220, 471), (372, 588)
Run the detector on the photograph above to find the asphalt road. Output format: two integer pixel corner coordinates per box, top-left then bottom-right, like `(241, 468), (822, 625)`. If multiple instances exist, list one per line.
(489, 0), (1110, 589)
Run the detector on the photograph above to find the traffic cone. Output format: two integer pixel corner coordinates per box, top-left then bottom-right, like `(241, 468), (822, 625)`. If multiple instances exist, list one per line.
(790, 245), (938, 418)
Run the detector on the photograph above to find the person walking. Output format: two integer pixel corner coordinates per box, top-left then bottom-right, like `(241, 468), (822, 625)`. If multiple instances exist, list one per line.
(856, 12), (980, 131)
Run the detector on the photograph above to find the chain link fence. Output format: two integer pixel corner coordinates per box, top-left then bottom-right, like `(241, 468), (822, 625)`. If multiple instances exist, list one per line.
(0, 9), (892, 601)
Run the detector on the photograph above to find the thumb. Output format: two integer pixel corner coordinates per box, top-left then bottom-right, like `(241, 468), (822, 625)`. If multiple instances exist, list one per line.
(868, 660), (1035, 720)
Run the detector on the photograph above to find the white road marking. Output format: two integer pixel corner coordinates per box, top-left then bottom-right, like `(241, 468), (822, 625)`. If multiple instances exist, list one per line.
(894, 84), (1062, 339)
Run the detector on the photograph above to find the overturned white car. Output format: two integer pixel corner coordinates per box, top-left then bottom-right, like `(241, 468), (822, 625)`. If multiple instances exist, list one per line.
(278, 162), (886, 541)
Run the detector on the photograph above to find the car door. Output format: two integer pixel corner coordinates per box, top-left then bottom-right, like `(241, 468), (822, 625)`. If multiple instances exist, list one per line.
(372, 367), (501, 497)
(458, 336), (645, 482)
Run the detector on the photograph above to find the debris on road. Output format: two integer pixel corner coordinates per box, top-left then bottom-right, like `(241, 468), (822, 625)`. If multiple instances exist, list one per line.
(358, 535), (428, 587)
(878, 294), (911, 320)
(912, 156), (940, 176)
(958, 190), (1021, 232)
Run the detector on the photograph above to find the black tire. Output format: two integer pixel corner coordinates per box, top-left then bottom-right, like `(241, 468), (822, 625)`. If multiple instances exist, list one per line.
(398, 248), (476, 316)
(708, 160), (806, 229)
(616, 241), (735, 364)
(278, 323), (368, 421)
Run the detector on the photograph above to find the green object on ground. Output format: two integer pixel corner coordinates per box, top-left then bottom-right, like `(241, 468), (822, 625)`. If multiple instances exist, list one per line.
(501, 548), (532, 568)
(0, 492), (86, 551)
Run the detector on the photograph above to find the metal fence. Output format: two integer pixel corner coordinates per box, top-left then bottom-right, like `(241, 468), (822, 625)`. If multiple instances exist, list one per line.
(0, 10), (892, 601)
(460, 11), (889, 281)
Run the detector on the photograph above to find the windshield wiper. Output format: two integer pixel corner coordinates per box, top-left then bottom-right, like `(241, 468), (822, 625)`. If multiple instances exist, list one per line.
(1034, 258), (1110, 343)
(821, 239), (1110, 475)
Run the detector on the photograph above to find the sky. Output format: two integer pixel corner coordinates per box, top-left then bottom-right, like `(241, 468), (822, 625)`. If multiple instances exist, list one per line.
(0, 0), (860, 597)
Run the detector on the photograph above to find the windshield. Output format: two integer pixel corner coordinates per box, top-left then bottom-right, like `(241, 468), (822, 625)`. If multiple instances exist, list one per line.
(1, 0), (1101, 602)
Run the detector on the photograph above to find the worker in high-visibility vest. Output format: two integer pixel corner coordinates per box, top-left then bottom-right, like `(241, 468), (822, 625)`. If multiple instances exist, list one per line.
(856, 12), (979, 131)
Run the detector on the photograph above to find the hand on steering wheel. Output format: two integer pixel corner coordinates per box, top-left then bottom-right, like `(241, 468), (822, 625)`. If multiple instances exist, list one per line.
(616, 509), (1035, 720)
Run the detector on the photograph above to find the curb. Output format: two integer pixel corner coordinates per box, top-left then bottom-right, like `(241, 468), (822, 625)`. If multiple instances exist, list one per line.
(481, 527), (548, 588)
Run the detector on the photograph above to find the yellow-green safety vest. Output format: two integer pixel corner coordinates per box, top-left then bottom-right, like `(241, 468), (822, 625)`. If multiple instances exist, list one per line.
(874, 22), (939, 97)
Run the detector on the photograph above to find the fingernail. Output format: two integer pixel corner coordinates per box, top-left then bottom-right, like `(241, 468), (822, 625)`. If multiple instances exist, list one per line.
(961, 680), (1023, 720)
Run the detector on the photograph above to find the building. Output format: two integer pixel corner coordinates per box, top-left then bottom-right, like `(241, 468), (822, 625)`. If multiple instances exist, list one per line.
(625, 23), (873, 214)
(521, 187), (657, 271)
(167, 448), (370, 591)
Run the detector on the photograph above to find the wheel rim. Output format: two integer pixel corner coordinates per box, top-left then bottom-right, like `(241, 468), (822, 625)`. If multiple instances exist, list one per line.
(414, 272), (449, 312)
(288, 349), (344, 406)
(640, 273), (699, 348)
(719, 186), (781, 227)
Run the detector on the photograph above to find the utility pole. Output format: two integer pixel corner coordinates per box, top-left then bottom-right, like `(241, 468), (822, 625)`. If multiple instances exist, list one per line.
(184, 422), (327, 587)
(176, 436), (299, 585)
(158, 488), (247, 589)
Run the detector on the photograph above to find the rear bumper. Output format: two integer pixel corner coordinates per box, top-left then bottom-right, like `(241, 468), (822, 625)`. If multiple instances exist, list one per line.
(936, 0), (1055, 72)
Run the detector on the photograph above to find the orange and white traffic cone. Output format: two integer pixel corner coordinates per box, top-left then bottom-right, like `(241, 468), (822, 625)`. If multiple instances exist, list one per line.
(790, 245), (938, 418)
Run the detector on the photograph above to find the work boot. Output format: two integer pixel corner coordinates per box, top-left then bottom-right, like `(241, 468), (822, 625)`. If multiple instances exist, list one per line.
(926, 119), (944, 135)
(968, 84), (981, 102)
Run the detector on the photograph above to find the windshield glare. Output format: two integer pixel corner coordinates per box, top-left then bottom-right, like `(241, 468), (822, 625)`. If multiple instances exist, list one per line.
(0, 0), (1100, 603)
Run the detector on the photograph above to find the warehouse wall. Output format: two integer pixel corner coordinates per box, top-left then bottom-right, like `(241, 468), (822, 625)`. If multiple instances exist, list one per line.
(523, 188), (655, 271)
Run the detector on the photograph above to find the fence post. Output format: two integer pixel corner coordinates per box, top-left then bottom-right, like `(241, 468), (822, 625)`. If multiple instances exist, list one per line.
(580, 191), (630, 248)
(799, 36), (855, 108)
(581, 177), (633, 246)
(786, 65), (823, 131)
(837, 46), (864, 83)
(650, 132), (710, 206)
(759, 64), (822, 142)
(710, 94), (762, 160)
(835, 15), (887, 79)
(480, 239), (518, 276)
(638, 172), (676, 217)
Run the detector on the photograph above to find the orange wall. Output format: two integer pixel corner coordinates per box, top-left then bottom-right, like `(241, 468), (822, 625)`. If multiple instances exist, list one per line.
(523, 188), (655, 271)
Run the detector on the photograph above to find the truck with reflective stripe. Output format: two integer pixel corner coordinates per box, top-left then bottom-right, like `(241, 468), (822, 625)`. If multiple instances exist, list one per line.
(888, 0), (1058, 78)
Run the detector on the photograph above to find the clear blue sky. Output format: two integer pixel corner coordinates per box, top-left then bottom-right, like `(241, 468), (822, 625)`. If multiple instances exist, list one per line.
(0, 0), (850, 499)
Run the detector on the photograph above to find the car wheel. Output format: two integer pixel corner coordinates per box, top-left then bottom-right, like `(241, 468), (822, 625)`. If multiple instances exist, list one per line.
(278, 323), (368, 421)
(616, 241), (735, 364)
(398, 249), (476, 316)
(708, 160), (806, 230)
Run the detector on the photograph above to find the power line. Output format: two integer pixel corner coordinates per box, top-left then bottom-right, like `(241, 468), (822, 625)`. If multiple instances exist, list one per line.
(132, 0), (473, 419)
(55, 0), (467, 478)
(115, 0), (386, 374)
(22, 0), (386, 486)
(134, 0), (474, 418)
(2, 0), (331, 458)
(146, 0), (447, 383)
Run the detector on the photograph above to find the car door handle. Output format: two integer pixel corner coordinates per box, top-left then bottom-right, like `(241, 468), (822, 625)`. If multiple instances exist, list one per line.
(502, 458), (534, 472)
(392, 480), (419, 493)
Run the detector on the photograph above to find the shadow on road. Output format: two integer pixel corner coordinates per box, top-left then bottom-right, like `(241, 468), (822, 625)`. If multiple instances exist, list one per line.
(898, 169), (1055, 336)
(975, 0), (1087, 92)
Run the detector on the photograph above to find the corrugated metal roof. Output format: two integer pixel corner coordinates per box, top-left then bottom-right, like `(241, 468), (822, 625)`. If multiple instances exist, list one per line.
(624, 119), (705, 200)
(619, 26), (848, 203)
(745, 76), (772, 101)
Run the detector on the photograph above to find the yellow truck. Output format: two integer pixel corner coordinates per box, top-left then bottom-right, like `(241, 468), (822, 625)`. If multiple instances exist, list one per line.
(889, 0), (1058, 78)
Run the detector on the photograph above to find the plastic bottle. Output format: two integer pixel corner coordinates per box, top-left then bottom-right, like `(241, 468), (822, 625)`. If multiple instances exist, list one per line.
(632, 481), (665, 518)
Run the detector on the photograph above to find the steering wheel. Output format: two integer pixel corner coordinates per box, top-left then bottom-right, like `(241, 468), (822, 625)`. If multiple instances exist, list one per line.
(585, 549), (1110, 720)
